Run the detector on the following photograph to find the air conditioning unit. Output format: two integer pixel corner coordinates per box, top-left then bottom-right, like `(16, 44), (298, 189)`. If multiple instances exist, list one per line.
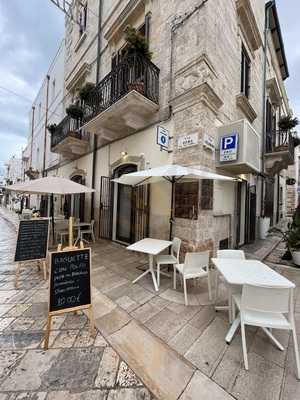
(215, 119), (261, 174)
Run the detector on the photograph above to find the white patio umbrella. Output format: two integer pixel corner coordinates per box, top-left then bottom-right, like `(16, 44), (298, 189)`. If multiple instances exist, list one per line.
(6, 177), (95, 243)
(113, 164), (236, 240)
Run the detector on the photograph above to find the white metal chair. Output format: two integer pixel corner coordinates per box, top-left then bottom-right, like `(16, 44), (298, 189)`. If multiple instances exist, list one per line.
(174, 251), (212, 306)
(55, 220), (69, 244)
(80, 220), (95, 243)
(156, 237), (181, 287)
(232, 284), (300, 379)
(215, 250), (245, 322)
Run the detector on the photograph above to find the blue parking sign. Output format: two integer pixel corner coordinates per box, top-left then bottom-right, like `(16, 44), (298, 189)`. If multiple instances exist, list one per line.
(220, 133), (238, 162)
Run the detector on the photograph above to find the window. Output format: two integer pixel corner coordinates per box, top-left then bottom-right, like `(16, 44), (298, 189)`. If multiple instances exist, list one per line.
(174, 181), (199, 220)
(200, 180), (214, 210)
(241, 45), (251, 98)
(79, 3), (88, 36)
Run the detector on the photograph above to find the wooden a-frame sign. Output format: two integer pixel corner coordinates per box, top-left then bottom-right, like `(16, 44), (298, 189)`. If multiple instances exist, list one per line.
(14, 218), (50, 288)
(44, 245), (95, 350)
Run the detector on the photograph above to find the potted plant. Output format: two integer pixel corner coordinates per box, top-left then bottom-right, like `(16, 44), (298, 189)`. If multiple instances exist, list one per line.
(123, 26), (152, 94)
(278, 115), (299, 132)
(78, 82), (95, 102)
(66, 104), (84, 120)
(124, 25), (152, 61)
(259, 215), (271, 240)
(270, 210), (300, 266)
(47, 124), (57, 135)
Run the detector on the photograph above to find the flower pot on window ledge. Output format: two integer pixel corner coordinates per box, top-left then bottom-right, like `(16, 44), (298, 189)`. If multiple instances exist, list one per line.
(128, 82), (145, 95)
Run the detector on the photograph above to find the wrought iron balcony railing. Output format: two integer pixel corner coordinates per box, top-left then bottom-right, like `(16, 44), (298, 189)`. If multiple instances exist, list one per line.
(82, 52), (160, 124)
(265, 129), (294, 161)
(51, 115), (89, 149)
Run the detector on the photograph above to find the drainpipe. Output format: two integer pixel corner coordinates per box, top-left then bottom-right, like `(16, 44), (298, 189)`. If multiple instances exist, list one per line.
(43, 75), (50, 177)
(30, 106), (35, 168)
(90, 0), (103, 221)
(261, 1), (274, 216)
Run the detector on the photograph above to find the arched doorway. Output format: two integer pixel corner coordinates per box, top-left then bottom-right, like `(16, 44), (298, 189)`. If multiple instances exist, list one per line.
(64, 175), (85, 221)
(112, 164), (137, 244)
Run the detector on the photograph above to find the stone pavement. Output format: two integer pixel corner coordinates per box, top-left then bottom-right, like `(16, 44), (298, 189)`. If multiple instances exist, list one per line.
(1, 206), (300, 400)
(90, 239), (300, 400)
(0, 212), (155, 400)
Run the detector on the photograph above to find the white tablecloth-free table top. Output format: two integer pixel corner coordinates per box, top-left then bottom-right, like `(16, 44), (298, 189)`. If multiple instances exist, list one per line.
(211, 258), (295, 288)
(127, 238), (172, 255)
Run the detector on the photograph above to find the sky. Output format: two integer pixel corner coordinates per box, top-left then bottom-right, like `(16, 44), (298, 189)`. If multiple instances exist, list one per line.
(0, 0), (64, 178)
(0, 0), (299, 177)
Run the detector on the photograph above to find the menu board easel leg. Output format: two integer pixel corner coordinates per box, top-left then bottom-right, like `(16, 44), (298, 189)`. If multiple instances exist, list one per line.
(43, 260), (47, 280)
(44, 315), (52, 350)
(88, 305), (95, 338)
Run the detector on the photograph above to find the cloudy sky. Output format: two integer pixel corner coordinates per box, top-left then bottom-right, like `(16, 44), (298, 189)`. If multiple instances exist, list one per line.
(0, 0), (299, 176)
(0, 0), (64, 177)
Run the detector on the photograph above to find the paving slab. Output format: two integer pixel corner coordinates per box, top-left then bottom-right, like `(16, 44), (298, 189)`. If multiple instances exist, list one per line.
(0, 349), (60, 391)
(230, 352), (284, 400)
(41, 348), (103, 390)
(185, 317), (228, 375)
(145, 308), (187, 342)
(106, 388), (152, 400)
(46, 390), (108, 400)
(95, 347), (120, 388)
(179, 370), (235, 400)
(168, 323), (202, 356)
(108, 320), (195, 400)
(95, 307), (132, 337)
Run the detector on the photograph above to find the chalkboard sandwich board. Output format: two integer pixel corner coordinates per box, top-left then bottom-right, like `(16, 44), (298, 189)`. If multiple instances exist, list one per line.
(15, 219), (49, 262)
(44, 247), (95, 349)
(14, 219), (49, 287)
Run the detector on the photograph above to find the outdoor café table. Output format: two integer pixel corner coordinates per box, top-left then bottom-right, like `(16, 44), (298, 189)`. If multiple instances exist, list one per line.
(127, 238), (172, 292)
(211, 258), (295, 344)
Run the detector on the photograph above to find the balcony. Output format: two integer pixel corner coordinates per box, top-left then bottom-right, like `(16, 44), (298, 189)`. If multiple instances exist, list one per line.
(81, 53), (159, 140)
(51, 116), (89, 159)
(264, 130), (294, 175)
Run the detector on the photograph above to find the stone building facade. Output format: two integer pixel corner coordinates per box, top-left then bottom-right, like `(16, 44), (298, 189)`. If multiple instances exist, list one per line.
(24, 0), (296, 254)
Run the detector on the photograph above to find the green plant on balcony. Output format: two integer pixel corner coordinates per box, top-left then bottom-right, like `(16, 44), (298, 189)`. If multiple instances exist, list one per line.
(124, 25), (152, 61)
(78, 82), (96, 102)
(66, 104), (84, 120)
(47, 124), (57, 135)
(278, 115), (299, 131)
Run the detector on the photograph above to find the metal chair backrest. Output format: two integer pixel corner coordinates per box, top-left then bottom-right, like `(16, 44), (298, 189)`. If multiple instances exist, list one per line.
(172, 237), (181, 260)
(184, 251), (209, 275)
(90, 220), (95, 230)
(217, 250), (245, 260)
(241, 284), (292, 315)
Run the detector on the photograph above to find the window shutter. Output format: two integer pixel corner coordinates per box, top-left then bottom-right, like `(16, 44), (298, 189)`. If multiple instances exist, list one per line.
(175, 182), (199, 219)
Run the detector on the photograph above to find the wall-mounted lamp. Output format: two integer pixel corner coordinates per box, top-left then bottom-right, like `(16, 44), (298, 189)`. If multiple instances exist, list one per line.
(121, 151), (128, 157)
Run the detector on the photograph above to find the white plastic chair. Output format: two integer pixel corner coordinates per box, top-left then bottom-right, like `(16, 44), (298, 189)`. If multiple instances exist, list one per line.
(156, 237), (181, 287)
(174, 251), (212, 306)
(233, 284), (300, 379)
(215, 250), (245, 322)
(80, 220), (95, 243)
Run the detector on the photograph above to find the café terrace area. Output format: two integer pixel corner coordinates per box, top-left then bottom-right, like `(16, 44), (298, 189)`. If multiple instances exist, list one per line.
(89, 238), (300, 400)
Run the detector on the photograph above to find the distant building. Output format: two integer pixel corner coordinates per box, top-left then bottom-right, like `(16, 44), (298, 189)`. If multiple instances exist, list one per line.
(4, 155), (22, 185)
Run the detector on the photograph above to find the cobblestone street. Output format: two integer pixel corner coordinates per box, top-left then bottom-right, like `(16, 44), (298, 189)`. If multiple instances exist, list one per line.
(0, 214), (154, 400)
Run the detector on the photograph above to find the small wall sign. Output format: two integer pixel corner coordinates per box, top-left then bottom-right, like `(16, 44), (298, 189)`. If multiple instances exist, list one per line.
(177, 133), (198, 149)
(157, 126), (169, 149)
(203, 134), (215, 151)
(220, 133), (238, 162)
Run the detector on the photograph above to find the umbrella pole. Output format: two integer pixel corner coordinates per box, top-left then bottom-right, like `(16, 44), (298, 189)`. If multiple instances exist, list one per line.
(169, 179), (175, 241)
(51, 194), (55, 244)
(69, 216), (73, 248)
